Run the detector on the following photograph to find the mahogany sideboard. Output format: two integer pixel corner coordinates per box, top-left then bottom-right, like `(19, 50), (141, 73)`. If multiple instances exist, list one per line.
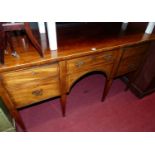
(0, 23), (155, 131)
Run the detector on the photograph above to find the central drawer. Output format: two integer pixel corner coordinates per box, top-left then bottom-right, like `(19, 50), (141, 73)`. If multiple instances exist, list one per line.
(67, 50), (115, 74)
(1, 63), (60, 108)
(67, 63), (114, 92)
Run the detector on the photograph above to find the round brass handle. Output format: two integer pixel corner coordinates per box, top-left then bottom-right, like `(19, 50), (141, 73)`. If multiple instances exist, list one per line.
(32, 89), (43, 96)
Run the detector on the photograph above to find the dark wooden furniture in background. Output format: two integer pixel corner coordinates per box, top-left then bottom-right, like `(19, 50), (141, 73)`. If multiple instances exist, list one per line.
(0, 22), (43, 64)
(0, 23), (155, 131)
(124, 42), (155, 98)
(122, 22), (155, 97)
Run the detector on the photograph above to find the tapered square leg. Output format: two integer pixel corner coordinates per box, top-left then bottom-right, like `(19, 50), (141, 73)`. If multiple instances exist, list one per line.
(102, 78), (113, 102)
(60, 94), (67, 117)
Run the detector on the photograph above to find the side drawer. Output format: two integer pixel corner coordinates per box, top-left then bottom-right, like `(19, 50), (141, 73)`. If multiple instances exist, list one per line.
(122, 43), (149, 59)
(1, 63), (60, 108)
(67, 50), (116, 74)
(7, 77), (60, 108)
(116, 55), (143, 76)
(1, 63), (58, 85)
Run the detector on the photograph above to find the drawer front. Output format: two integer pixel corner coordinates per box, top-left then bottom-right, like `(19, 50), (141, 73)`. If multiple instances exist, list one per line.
(67, 63), (113, 92)
(116, 55), (143, 76)
(1, 63), (58, 85)
(122, 43), (149, 59)
(67, 51), (116, 74)
(7, 77), (60, 108)
(1, 63), (60, 108)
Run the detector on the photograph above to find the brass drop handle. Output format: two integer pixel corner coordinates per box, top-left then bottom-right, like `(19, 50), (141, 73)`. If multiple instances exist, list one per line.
(32, 89), (43, 96)
(75, 61), (85, 68)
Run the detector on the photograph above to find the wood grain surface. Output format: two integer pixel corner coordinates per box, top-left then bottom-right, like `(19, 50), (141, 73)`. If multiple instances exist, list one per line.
(0, 23), (155, 130)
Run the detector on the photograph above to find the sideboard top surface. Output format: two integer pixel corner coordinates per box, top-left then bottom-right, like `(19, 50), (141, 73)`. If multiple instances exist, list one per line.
(0, 23), (155, 72)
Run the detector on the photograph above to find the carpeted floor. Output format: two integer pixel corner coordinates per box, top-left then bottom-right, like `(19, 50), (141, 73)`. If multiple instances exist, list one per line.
(17, 74), (155, 132)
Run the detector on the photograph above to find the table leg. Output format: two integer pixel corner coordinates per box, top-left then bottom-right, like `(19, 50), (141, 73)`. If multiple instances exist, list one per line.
(59, 61), (67, 117)
(60, 94), (67, 117)
(101, 78), (113, 102)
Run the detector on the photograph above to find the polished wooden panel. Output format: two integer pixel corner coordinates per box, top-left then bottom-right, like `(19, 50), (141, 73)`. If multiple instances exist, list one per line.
(67, 50), (115, 74)
(6, 77), (60, 108)
(122, 43), (149, 59)
(67, 63), (114, 92)
(1, 63), (58, 83)
(116, 43), (150, 77)
(1, 26), (155, 73)
(1, 64), (60, 108)
(116, 55), (144, 76)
